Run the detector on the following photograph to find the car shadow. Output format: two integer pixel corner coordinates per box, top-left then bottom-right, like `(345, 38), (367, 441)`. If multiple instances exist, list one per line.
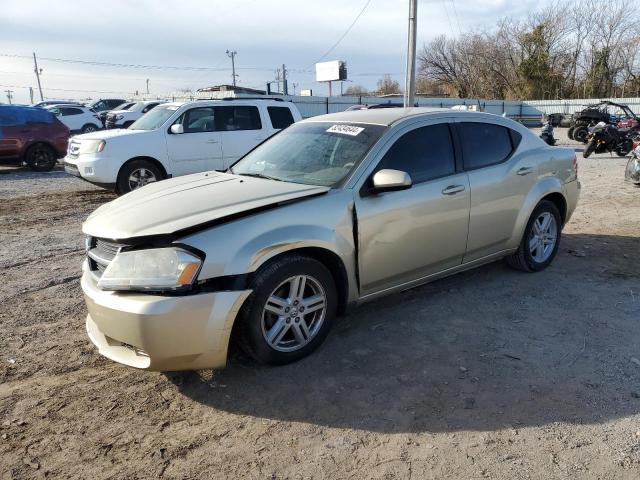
(170, 232), (640, 433)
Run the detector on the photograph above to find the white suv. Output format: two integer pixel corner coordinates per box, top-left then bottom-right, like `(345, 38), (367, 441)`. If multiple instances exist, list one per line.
(104, 100), (167, 129)
(46, 105), (102, 134)
(63, 99), (302, 194)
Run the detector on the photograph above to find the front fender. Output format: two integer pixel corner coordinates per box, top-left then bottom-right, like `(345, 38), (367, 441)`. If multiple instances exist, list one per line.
(508, 176), (566, 249)
(180, 191), (358, 299)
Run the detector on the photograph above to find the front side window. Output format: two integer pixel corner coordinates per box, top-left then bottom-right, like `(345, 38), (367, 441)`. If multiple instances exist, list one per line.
(179, 107), (215, 133)
(142, 103), (160, 113)
(459, 122), (515, 170)
(268, 106), (295, 129)
(376, 123), (456, 184)
(214, 106), (261, 131)
(91, 100), (108, 111)
(231, 121), (387, 186)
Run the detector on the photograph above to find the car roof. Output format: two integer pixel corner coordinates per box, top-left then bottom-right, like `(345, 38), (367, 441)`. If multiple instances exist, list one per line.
(161, 98), (295, 108)
(301, 107), (515, 127)
(301, 107), (449, 126)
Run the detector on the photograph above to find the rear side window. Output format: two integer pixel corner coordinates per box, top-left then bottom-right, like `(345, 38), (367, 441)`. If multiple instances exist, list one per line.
(61, 107), (83, 116)
(24, 108), (54, 124)
(0, 107), (25, 127)
(267, 106), (295, 129)
(459, 122), (516, 170)
(377, 123), (456, 184)
(214, 106), (261, 131)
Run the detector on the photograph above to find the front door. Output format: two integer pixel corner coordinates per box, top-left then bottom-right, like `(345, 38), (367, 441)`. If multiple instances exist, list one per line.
(166, 106), (222, 176)
(355, 122), (470, 296)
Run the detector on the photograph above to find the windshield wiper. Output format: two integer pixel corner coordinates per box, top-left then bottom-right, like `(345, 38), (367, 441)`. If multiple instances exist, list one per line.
(235, 172), (284, 182)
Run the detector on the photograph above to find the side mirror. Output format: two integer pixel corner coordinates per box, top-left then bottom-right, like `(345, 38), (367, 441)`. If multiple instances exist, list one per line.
(170, 124), (184, 134)
(371, 169), (412, 193)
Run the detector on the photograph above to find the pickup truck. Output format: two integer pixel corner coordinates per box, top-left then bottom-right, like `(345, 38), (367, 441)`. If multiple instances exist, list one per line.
(64, 98), (302, 194)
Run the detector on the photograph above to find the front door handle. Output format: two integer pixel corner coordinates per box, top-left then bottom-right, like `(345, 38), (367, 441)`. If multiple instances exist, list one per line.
(442, 185), (466, 195)
(517, 167), (534, 176)
(206, 139), (219, 144)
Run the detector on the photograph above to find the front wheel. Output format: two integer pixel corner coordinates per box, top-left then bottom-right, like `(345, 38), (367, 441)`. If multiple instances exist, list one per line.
(116, 159), (164, 195)
(573, 125), (589, 143)
(583, 140), (597, 158)
(236, 255), (337, 365)
(567, 126), (575, 140)
(81, 123), (99, 134)
(506, 200), (562, 272)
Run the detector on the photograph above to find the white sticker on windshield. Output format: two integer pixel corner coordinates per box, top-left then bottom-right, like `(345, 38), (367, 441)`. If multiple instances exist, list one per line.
(326, 124), (365, 136)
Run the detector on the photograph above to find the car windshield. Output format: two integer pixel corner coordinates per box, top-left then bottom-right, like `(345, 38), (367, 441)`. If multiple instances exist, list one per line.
(230, 121), (387, 187)
(129, 105), (179, 130)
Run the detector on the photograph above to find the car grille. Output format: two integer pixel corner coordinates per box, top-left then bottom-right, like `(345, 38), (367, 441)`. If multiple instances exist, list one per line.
(67, 139), (81, 159)
(86, 237), (125, 278)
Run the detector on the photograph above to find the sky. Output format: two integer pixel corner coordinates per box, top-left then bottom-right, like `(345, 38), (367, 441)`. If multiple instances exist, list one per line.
(0, 0), (541, 104)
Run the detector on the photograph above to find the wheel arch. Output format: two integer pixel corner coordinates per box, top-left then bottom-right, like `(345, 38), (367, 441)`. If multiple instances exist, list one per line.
(540, 191), (567, 225)
(256, 247), (350, 315)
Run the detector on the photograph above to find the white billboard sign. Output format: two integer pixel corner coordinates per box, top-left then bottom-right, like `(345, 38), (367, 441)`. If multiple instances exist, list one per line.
(315, 60), (347, 82)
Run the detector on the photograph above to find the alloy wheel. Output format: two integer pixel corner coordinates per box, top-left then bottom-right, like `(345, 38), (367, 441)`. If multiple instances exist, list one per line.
(261, 275), (327, 352)
(128, 168), (157, 190)
(529, 212), (557, 263)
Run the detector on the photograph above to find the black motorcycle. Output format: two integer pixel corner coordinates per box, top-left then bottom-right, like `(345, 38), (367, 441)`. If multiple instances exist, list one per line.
(583, 122), (635, 158)
(540, 121), (556, 146)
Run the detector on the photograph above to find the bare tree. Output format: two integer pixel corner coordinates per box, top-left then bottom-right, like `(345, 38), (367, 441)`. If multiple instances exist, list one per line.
(376, 75), (401, 95)
(344, 84), (368, 95)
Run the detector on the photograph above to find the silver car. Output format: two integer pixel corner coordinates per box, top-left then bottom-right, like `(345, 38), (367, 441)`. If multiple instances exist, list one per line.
(81, 108), (580, 371)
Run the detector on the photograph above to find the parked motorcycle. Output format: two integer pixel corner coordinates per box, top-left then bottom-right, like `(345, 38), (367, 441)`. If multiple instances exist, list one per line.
(540, 121), (556, 145)
(625, 145), (640, 185)
(583, 122), (635, 158)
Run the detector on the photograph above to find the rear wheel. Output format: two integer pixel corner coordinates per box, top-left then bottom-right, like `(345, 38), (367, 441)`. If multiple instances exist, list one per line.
(116, 159), (164, 195)
(583, 140), (597, 158)
(25, 143), (56, 172)
(236, 255), (337, 365)
(506, 200), (562, 272)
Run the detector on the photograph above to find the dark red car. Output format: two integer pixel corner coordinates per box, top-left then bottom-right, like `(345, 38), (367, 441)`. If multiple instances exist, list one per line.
(0, 105), (69, 171)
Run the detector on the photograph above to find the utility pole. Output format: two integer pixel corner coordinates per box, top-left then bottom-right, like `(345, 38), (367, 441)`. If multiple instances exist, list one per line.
(404, 0), (417, 108)
(29, 87), (34, 104)
(275, 68), (281, 94)
(282, 64), (288, 95)
(226, 50), (238, 87)
(5, 90), (13, 104)
(292, 82), (299, 95)
(33, 52), (44, 101)
(146, 78), (150, 94)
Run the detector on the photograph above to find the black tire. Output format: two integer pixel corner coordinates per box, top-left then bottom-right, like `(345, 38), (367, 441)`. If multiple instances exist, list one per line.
(567, 126), (575, 140)
(236, 255), (338, 365)
(505, 200), (562, 273)
(615, 143), (632, 157)
(81, 123), (99, 133)
(573, 125), (589, 143)
(116, 159), (164, 195)
(583, 140), (596, 158)
(24, 143), (57, 172)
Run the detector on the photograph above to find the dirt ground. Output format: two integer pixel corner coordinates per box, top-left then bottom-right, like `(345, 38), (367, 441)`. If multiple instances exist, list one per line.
(1, 130), (640, 479)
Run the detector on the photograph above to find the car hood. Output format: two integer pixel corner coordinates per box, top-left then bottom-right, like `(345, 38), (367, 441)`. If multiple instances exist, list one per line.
(73, 129), (150, 141)
(83, 172), (330, 240)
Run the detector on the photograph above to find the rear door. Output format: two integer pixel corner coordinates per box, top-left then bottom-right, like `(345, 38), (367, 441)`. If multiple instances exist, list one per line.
(455, 121), (536, 262)
(166, 106), (222, 175)
(59, 107), (85, 130)
(0, 107), (25, 158)
(213, 105), (267, 169)
(355, 121), (470, 295)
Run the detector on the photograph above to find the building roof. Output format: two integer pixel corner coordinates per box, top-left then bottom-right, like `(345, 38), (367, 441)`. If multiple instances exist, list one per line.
(197, 84), (266, 95)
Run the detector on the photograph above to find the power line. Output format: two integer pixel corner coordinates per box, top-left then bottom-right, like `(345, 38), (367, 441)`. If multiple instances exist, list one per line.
(306, 0), (373, 69)
(0, 52), (274, 72)
(0, 83), (132, 95)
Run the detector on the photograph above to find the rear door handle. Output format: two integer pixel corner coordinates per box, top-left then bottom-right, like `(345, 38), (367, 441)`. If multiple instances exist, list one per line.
(442, 185), (466, 195)
(517, 167), (534, 176)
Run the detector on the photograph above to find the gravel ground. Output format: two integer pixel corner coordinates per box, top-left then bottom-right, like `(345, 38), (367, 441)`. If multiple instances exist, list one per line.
(1, 130), (640, 479)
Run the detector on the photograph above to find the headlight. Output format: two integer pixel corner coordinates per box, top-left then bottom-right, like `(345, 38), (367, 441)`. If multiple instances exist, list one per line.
(115, 114), (124, 120)
(79, 139), (106, 154)
(97, 248), (202, 292)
